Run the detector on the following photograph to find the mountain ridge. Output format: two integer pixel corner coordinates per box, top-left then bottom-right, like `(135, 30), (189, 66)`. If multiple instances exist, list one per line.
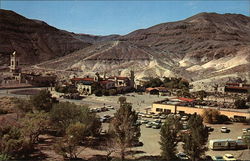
(1, 10), (250, 88)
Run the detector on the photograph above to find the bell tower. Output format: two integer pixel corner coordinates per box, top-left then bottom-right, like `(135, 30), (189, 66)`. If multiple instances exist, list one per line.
(10, 51), (20, 73)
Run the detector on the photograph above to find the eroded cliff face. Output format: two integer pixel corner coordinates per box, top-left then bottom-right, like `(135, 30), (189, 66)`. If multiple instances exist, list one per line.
(0, 9), (91, 66)
(37, 12), (250, 86)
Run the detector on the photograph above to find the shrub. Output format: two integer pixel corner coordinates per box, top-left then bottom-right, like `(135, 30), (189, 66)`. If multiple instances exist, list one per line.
(54, 122), (87, 159)
(0, 126), (34, 159)
(50, 102), (101, 135)
(234, 99), (247, 109)
(30, 89), (58, 112)
(202, 108), (220, 124)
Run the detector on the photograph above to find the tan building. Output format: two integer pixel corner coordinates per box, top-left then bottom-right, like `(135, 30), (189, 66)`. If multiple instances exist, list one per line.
(71, 77), (95, 95)
(108, 76), (130, 87)
(152, 99), (250, 120)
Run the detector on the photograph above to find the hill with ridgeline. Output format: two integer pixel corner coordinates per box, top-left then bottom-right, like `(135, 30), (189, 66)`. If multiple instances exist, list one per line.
(1, 9), (250, 88)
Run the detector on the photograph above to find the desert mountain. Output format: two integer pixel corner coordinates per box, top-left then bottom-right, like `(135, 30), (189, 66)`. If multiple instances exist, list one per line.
(1, 10), (250, 89)
(0, 9), (91, 66)
(74, 34), (120, 44)
(38, 12), (250, 89)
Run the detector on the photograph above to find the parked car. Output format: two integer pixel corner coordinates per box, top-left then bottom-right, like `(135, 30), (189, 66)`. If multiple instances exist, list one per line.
(145, 114), (152, 118)
(176, 152), (189, 160)
(152, 115), (160, 119)
(182, 123), (188, 130)
(242, 128), (250, 134)
(211, 155), (225, 161)
(181, 116), (188, 121)
(205, 126), (214, 132)
(140, 119), (149, 124)
(153, 119), (161, 123)
(136, 120), (142, 126)
(152, 124), (161, 129)
(223, 154), (236, 161)
(145, 122), (153, 128)
(106, 105), (114, 110)
(160, 115), (167, 119)
(100, 117), (107, 123)
(221, 127), (230, 133)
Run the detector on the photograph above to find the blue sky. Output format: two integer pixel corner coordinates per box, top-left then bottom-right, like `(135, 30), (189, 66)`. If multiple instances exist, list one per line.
(1, 0), (249, 35)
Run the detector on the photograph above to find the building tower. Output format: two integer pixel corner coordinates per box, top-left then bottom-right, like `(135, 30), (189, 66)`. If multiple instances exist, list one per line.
(10, 51), (21, 73)
(130, 70), (135, 88)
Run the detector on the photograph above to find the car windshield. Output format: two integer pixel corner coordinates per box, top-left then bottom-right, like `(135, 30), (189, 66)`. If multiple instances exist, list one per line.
(216, 156), (223, 159)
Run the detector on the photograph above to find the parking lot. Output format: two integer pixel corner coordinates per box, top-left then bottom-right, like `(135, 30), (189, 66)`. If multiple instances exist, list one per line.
(57, 92), (250, 160)
(97, 108), (250, 160)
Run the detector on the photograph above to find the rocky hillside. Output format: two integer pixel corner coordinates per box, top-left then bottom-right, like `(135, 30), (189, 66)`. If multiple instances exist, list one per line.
(37, 12), (250, 88)
(74, 34), (120, 44)
(0, 9), (91, 66)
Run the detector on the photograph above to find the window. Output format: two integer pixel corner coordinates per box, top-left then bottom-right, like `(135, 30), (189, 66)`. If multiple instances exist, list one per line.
(163, 109), (171, 114)
(156, 108), (163, 112)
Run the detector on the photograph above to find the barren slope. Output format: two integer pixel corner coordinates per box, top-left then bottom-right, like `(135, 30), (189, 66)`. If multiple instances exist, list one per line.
(37, 12), (250, 85)
(0, 9), (91, 66)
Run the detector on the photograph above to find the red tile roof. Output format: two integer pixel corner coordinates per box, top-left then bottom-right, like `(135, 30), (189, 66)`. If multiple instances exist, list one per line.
(99, 80), (114, 84)
(177, 97), (195, 102)
(146, 87), (156, 92)
(225, 86), (250, 90)
(71, 77), (94, 82)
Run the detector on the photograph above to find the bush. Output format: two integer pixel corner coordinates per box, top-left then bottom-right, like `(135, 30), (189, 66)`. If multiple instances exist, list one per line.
(50, 102), (101, 135)
(108, 89), (117, 96)
(234, 99), (247, 109)
(202, 108), (220, 124)
(217, 115), (230, 123)
(0, 126), (34, 159)
(30, 89), (58, 112)
(54, 122), (87, 159)
(94, 89), (103, 96)
(202, 108), (230, 124)
(21, 112), (50, 144)
(14, 99), (33, 113)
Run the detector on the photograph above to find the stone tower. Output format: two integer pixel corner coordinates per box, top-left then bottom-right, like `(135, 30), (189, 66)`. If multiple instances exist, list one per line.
(10, 51), (21, 73)
(130, 70), (135, 88)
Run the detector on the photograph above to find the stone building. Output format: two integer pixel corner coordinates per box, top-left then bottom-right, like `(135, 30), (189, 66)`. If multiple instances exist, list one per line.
(71, 71), (135, 95)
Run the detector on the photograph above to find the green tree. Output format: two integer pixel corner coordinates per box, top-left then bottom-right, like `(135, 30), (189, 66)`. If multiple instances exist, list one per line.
(118, 96), (127, 105)
(183, 114), (209, 161)
(91, 82), (103, 95)
(159, 115), (181, 161)
(108, 89), (117, 96)
(50, 102), (101, 135)
(0, 126), (33, 159)
(197, 90), (207, 101)
(242, 131), (250, 150)
(247, 94), (250, 102)
(94, 89), (103, 96)
(21, 112), (49, 144)
(144, 78), (163, 88)
(201, 108), (220, 124)
(30, 89), (58, 112)
(109, 102), (140, 161)
(234, 99), (247, 109)
(14, 98), (33, 114)
(54, 122), (87, 159)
